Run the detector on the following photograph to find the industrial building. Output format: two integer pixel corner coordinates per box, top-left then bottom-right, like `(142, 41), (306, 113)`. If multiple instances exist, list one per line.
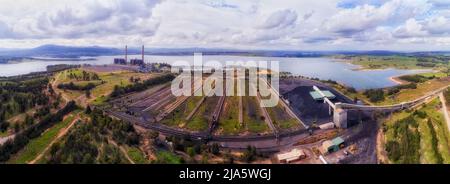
(114, 58), (126, 65)
(130, 45), (145, 66)
(114, 45), (128, 65)
(320, 137), (345, 154)
(310, 90), (336, 101)
(114, 45), (146, 66)
(138, 64), (155, 73)
(319, 122), (335, 130)
(130, 59), (144, 65)
(277, 149), (306, 163)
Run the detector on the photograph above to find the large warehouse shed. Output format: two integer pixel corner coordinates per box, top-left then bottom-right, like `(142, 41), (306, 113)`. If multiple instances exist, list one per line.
(310, 90), (336, 101)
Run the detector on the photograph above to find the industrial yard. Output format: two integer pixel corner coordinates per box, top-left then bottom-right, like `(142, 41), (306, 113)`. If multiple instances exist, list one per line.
(280, 78), (362, 127)
(108, 74), (306, 137)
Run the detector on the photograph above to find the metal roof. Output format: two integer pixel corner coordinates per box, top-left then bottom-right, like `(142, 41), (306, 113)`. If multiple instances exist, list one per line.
(309, 90), (336, 100)
(331, 137), (344, 145)
(277, 149), (305, 161)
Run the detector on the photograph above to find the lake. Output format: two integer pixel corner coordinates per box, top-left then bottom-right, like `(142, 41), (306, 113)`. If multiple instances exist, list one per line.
(0, 55), (429, 89)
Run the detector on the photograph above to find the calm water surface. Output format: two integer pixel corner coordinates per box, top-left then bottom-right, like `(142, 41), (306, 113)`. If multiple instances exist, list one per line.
(0, 55), (429, 89)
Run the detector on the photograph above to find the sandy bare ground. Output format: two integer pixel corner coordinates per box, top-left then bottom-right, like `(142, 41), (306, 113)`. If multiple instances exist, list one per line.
(376, 128), (389, 164)
(29, 114), (80, 164)
(389, 75), (410, 85)
(439, 93), (450, 134)
(0, 134), (15, 146)
(82, 65), (138, 73)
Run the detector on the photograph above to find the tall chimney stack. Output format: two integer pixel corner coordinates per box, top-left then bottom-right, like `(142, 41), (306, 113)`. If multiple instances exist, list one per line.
(125, 45), (128, 63)
(142, 45), (144, 62)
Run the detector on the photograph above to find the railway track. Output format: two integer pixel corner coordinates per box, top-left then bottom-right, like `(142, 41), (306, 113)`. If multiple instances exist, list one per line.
(209, 95), (226, 135)
(260, 77), (308, 129)
(105, 110), (308, 143)
(185, 96), (207, 121)
(239, 96), (243, 125)
(251, 82), (279, 139)
(162, 82), (206, 120)
(134, 87), (172, 109)
(256, 92), (279, 139)
(156, 95), (190, 121)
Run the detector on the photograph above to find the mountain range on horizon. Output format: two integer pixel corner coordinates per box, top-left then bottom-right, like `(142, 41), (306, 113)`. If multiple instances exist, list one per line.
(0, 44), (449, 59)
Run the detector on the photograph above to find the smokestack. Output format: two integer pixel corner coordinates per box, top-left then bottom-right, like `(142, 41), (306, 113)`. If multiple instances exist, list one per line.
(142, 45), (144, 62)
(125, 45), (128, 63)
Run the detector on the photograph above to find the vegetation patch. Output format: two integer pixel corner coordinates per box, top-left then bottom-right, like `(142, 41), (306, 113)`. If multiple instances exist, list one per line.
(153, 151), (182, 164)
(363, 89), (385, 103)
(8, 111), (79, 164)
(384, 99), (450, 164)
(218, 96), (244, 135)
(127, 147), (148, 164)
(187, 97), (218, 132)
(110, 73), (175, 98)
(399, 75), (434, 83)
(243, 97), (269, 134)
(266, 102), (300, 130)
(43, 109), (141, 164)
(0, 101), (78, 162)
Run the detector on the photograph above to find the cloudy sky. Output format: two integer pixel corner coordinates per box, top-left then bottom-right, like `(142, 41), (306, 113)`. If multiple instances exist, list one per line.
(1, 0), (450, 51)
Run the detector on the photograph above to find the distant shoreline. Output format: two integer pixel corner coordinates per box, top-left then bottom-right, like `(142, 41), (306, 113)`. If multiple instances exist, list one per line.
(389, 75), (409, 85)
(389, 70), (440, 85)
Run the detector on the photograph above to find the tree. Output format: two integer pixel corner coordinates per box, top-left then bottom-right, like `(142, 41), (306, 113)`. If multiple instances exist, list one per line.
(194, 144), (202, 154)
(14, 123), (20, 133)
(364, 89), (385, 102)
(201, 152), (209, 164)
(24, 115), (33, 126)
(148, 131), (159, 139)
(223, 150), (234, 164)
(211, 143), (220, 155)
(0, 121), (9, 132)
(85, 90), (91, 98)
(85, 105), (92, 114)
(187, 147), (196, 157)
(242, 145), (257, 163)
(48, 84), (55, 95)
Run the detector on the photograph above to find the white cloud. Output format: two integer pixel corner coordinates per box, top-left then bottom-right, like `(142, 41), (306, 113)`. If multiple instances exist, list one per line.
(1, 0), (450, 50)
(258, 9), (298, 29)
(423, 16), (450, 35)
(325, 0), (430, 36)
(0, 0), (161, 39)
(394, 18), (427, 38)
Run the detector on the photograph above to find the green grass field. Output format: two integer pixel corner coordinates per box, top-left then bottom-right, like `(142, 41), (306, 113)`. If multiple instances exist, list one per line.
(187, 97), (218, 131)
(384, 99), (450, 164)
(338, 55), (441, 70)
(218, 96), (244, 135)
(127, 147), (148, 164)
(0, 131), (8, 138)
(418, 72), (448, 78)
(243, 96), (269, 134)
(56, 68), (161, 107)
(154, 151), (182, 164)
(380, 78), (450, 105)
(8, 111), (80, 164)
(161, 96), (202, 128)
(266, 102), (300, 130)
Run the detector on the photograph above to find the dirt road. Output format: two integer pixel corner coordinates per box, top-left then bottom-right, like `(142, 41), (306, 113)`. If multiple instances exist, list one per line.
(29, 114), (80, 164)
(439, 93), (450, 133)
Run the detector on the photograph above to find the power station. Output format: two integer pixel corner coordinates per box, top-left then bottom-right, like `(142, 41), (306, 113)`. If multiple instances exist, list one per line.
(114, 45), (145, 66)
